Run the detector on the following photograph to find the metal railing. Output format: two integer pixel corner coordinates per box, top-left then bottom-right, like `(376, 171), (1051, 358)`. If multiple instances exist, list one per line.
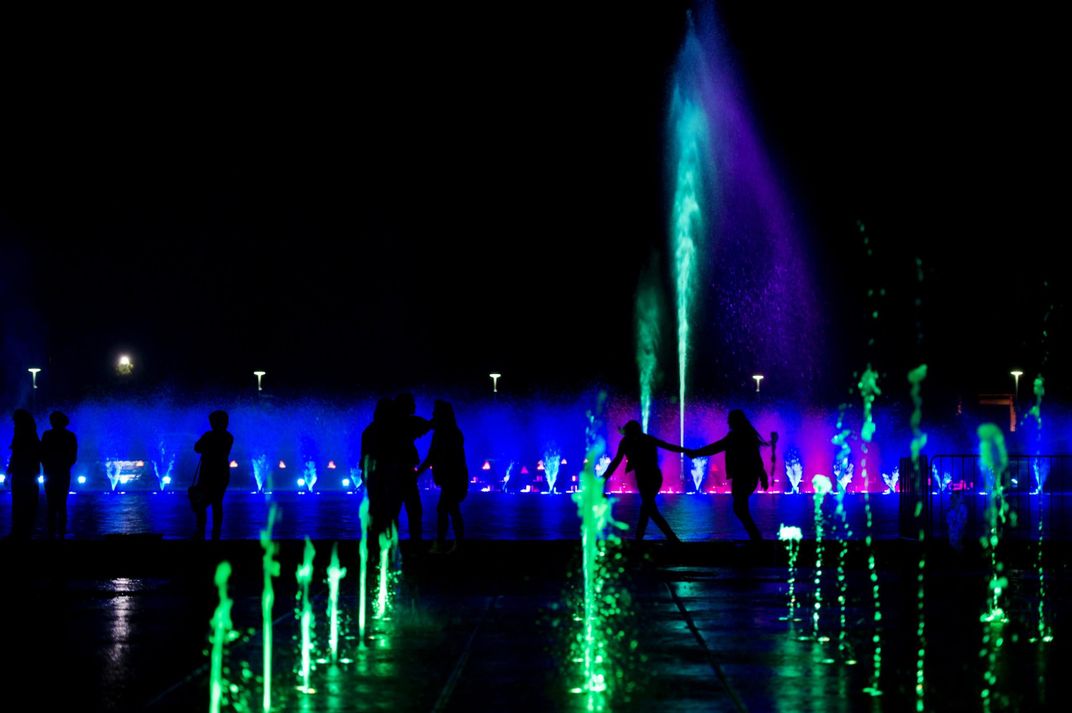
(899, 454), (1072, 542)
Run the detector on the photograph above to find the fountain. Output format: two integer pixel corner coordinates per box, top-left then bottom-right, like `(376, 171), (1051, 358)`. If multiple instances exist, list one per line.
(977, 423), (1009, 711)
(777, 524), (803, 622)
(543, 448), (561, 494)
(326, 542), (347, 662)
(858, 365), (884, 696)
(689, 456), (707, 493)
(636, 266), (662, 433)
(296, 537), (316, 693)
(908, 363), (928, 713)
(358, 493), (371, 640)
(208, 561), (234, 713)
(259, 504), (280, 712)
(810, 474), (832, 642)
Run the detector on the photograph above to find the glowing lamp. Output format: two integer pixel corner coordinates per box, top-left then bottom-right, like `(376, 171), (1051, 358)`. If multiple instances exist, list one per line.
(297, 478), (306, 487)
(28, 368), (42, 389)
(134, 461), (145, 467)
(537, 461), (545, 471)
(482, 461), (491, 471)
(229, 460), (238, 468)
(117, 355), (134, 375)
(327, 460), (337, 470)
(77, 475), (87, 485)
(342, 478), (351, 488)
(753, 374), (765, 393)
(1011, 370), (1023, 394)
(254, 370), (266, 391)
(279, 460), (287, 469)
(561, 458), (568, 465)
(161, 476), (171, 485)
(489, 373), (502, 393)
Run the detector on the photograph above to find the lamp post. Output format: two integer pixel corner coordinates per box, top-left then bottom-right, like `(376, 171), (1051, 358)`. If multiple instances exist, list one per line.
(28, 368), (41, 390)
(753, 374), (765, 393)
(254, 371), (266, 392)
(489, 373), (501, 394)
(1010, 370), (1023, 397)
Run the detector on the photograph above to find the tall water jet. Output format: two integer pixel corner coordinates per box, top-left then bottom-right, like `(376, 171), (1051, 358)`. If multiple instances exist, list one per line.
(635, 263), (664, 432)
(833, 481), (854, 662)
(858, 365), (883, 696)
(810, 474), (832, 642)
(777, 524), (803, 622)
(668, 19), (711, 453)
(571, 394), (627, 710)
(1027, 375), (1052, 644)
(151, 441), (174, 491)
(908, 364), (928, 712)
(977, 423), (1009, 711)
(296, 537), (316, 693)
(326, 542), (347, 662)
(375, 524), (397, 620)
(357, 493), (371, 640)
(209, 561), (234, 713)
(259, 504), (280, 713)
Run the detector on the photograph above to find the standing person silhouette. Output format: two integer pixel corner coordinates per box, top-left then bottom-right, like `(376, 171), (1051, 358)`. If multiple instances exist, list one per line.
(361, 398), (396, 540)
(6, 409), (41, 540)
(191, 410), (234, 541)
(601, 420), (686, 542)
(392, 393), (432, 544)
(687, 409), (770, 542)
(40, 411), (78, 539)
(418, 400), (468, 554)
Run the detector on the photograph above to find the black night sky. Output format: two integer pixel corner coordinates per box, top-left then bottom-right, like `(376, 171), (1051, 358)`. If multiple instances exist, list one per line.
(1, 4), (1067, 408)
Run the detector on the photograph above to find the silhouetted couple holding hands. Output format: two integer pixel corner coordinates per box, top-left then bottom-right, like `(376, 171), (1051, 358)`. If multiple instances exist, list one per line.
(6, 410), (78, 541)
(362, 395), (467, 554)
(601, 409), (772, 543)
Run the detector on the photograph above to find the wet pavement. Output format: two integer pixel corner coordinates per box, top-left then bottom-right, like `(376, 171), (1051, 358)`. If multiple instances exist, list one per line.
(0, 538), (1068, 712)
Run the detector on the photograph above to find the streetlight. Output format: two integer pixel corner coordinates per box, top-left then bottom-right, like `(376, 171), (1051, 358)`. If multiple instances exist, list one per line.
(753, 374), (765, 393)
(28, 368), (41, 389)
(254, 371), (266, 392)
(117, 355), (134, 375)
(489, 373), (501, 393)
(1010, 370), (1023, 396)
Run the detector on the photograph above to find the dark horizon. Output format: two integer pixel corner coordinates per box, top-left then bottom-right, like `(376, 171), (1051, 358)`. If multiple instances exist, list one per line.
(2, 4), (1067, 409)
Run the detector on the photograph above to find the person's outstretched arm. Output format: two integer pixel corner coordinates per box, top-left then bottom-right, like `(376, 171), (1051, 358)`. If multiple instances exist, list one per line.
(648, 435), (687, 454)
(601, 448), (625, 480)
(689, 436), (729, 458)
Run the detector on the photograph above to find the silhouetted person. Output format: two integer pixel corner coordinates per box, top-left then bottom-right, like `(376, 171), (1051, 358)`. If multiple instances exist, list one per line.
(40, 411), (77, 539)
(601, 420), (685, 542)
(7, 409), (41, 540)
(418, 400), (468, 554)
(191, 410), (233, 541)
(391, 393), (432, 543)
(688, 409), (770, 541)
(361, 398), (396, 540)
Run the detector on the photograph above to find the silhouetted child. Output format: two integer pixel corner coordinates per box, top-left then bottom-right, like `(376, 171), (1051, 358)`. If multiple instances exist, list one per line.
(40, 411), (77, 539)
(191, 410), (233, 541)
(687, 409), (770, 541)
(6, 409), (41, 540)
(418, 400), (468, 554)
(601, 420), (685, 542)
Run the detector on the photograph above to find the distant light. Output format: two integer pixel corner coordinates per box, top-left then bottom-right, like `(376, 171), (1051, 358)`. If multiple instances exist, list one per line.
(482, 461), (492, 471)
(537, 460), (545, 471)
(77, 475), (87, 485)
(229, 460), (239, 468)
(117, 355), (134, 375)
(37, 475), (45, 484)
(327, 460), (337, 470)
(161, 476), (171, 485)
(489, 373), (502, 393)
(297, 478), (306, 487)
(0, 474), (6, 484)
(521, 466), (529, 475)
(560, 458), (568, 465)
(753, 374), (765, 393)
(134, 460), (145, 468)
(279, 460), (287, 469)
(28, 368), (42, 389)
(254, 370), (266, 391)
(341, 478), (351, 488)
